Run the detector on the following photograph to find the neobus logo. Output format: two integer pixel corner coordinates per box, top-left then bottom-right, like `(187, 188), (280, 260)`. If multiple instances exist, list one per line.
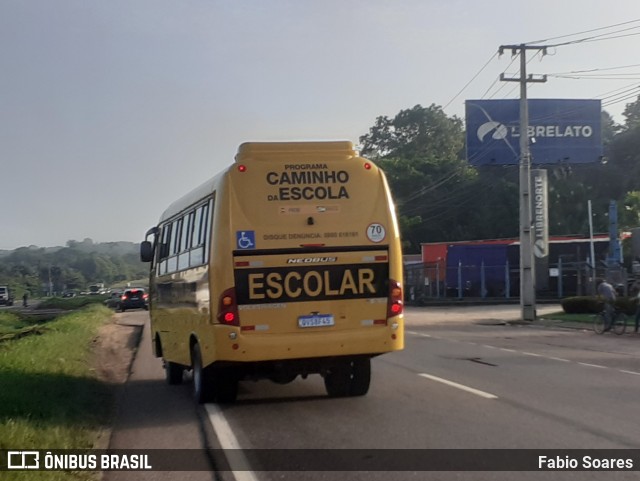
(287, 257), (337, 264)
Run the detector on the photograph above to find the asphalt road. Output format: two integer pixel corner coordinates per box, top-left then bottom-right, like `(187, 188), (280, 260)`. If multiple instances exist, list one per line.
(105, 305), (640, 481)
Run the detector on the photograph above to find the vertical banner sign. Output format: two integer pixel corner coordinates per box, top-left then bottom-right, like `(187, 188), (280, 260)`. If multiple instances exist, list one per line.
(532, 170), (548, 259)
(532, 169), (549, 290)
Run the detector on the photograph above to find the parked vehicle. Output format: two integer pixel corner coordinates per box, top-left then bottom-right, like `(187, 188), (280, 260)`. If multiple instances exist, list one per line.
(88, 283), (106, 295)
(0, 286), (14, 306)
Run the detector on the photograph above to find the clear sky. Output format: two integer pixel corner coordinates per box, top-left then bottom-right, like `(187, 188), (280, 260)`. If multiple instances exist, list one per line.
(2, 0), (640, 249)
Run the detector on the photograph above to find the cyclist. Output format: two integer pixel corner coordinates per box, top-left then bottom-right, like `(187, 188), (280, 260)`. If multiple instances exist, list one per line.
(597, 278), (617, 331)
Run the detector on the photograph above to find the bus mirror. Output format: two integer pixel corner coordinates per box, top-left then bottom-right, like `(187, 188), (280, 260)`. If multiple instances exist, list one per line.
(140, 241), (153, 262)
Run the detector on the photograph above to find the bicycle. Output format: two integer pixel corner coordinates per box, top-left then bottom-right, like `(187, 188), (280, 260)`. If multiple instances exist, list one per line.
(593, 308), (627, 335)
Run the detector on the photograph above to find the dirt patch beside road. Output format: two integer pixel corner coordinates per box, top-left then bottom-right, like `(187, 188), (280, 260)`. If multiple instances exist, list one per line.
(92, 317), (143, 384)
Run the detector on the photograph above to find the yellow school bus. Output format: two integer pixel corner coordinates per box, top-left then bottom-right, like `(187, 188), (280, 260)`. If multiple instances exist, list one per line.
(140, 141), (403, 403)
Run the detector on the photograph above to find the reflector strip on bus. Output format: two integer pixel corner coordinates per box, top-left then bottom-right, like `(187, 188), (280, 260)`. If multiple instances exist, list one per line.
(241, 325), (270, 331)
(235, 261), (265, 267)
(361, 319), (387, 326)
(362, 255), (388, 262)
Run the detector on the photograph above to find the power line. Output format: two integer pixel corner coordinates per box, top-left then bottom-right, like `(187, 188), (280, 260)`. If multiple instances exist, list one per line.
(526, 18), (640, 45)
(548, 63), (640, 75)
(550, 73), (640, 80)
(443, 52), (498, 110)
(484, 48), (544, 100)
(543, 28), (640, 48)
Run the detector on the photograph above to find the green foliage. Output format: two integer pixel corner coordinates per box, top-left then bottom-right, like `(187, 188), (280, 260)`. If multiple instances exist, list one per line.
(615, 296), (637, 315)
(0, 311), (24, 335)
(561, 296), (603, 314)
(37, 295), (110, 310)
(0, 240), (148, 296)
(360, 104), (464, 161)
(561, 296), (636, 315)
(0, 304), (114, 458)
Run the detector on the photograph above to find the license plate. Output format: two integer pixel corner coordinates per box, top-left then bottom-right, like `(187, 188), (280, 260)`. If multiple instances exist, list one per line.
(298, 314), (335, 328)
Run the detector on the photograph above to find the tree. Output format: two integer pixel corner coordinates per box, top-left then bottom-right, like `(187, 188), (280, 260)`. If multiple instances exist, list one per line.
(360, 104), (464, 161)
(622, 95), (640, 131)
(359, 105), (482, 251)
(0, 240), (145, 295)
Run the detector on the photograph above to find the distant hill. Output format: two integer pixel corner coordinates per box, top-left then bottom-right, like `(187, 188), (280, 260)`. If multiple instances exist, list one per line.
(0, 239), (147, 296)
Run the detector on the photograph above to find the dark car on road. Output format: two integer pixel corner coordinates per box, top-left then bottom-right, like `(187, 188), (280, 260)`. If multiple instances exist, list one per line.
(104, 291), (122, 310)
(119, 288), (149, 312)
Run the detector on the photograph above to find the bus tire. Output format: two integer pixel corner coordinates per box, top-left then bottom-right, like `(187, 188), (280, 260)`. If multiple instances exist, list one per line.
(191, 343), (214, 404)
(165, 360), (183, 385)
(324, 369), (349, 397)
(213, 370), (239, 403)
(324, 358), (371, 397)
(349, 357), (371, 396)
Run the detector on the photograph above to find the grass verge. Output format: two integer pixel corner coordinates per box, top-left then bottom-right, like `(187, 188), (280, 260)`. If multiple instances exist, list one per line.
(538, 311), (593, 323)
(36, 296), (109, 310)
(0, 304), (115, 480)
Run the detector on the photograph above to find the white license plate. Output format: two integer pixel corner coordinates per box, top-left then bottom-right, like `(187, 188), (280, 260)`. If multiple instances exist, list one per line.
(298, 314), (335, 328)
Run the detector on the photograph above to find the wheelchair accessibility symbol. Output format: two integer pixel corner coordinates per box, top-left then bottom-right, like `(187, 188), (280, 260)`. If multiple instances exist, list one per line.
(236, 231), (256, 250)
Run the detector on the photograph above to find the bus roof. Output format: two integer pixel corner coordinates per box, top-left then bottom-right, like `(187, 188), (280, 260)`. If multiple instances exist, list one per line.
(158, 141), (361, 223)
(159, 172), (223, 223)
(235, 141), (357, 162)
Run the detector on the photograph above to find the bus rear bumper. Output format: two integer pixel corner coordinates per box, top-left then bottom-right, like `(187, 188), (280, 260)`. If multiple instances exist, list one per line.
(210, 323), (404, 364)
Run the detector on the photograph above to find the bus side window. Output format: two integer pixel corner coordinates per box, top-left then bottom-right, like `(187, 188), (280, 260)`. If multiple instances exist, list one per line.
(178, 212), (194, 271)
(167, 218), (182, 273)
(188, 196), (213, 267)
(157, 223), (172, 275)
(202, 197), (213, 265)
(190, 205), (204, 268)
(191, 207), (203, 248)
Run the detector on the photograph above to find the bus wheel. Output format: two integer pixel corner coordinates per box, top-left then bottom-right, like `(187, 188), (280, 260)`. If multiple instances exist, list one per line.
(191, 343), (214, 404)
(349, 358), (371, 396)
(213, 370), (239, 403)
(324, 358), (371, 397)
(165, 360), (183, 385)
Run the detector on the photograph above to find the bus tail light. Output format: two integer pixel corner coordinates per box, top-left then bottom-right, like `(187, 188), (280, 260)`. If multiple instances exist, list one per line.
(387, 279), (403, 319)
(217, 287), (240, 326)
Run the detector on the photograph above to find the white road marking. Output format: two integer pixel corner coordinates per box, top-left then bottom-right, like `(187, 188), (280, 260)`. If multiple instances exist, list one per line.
(406, 330), (432, 338)
(578, 362), (607, 369)
(418, 373), (498, 399)
(547, 356), (570, 362)
(406, 330), (639, 376)
(205, 404), (260, 481)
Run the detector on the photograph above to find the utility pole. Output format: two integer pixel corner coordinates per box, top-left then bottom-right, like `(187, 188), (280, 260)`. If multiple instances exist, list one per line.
(499, 44), (547, 321)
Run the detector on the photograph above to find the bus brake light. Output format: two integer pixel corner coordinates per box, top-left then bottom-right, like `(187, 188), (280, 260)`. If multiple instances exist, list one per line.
(387, 280), (403, 319)
(218, 287), (240, 326)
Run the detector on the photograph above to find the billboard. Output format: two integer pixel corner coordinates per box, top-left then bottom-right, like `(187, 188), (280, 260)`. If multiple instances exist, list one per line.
(465, 99), (602, 165)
